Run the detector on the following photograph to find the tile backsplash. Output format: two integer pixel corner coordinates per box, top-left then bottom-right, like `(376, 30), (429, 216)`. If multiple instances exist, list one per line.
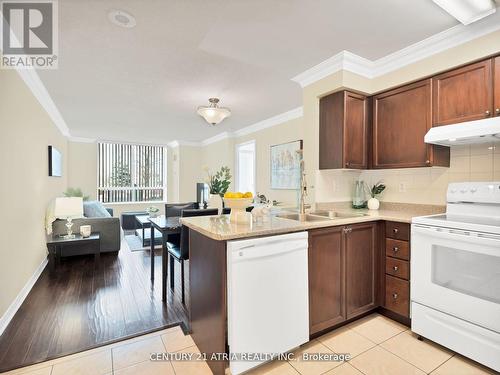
(315, 142), (500, 205)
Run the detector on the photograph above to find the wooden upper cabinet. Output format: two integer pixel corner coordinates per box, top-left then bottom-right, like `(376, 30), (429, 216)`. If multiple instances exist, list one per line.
(308, 227), (344, 334)
(319, 91), (369, 170)
(494, 57), (500, 117)
(373, 79), (448, 168)
(345, 223), (377, 319)
(433, 59), (493, 126)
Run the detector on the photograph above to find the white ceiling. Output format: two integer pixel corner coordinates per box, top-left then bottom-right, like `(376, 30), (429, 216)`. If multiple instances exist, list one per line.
(38, 0), (463, 144)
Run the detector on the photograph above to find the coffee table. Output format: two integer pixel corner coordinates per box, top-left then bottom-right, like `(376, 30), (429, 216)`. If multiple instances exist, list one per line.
(135, 214), (163, 247)
(46, 233), (100, 273)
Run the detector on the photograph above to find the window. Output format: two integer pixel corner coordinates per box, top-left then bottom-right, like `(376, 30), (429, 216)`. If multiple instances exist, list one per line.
(235, 140), (256, 194)
(98, 142), (167, 203)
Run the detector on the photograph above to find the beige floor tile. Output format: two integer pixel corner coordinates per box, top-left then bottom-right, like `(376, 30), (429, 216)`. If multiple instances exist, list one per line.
(289, 340), (342, 375)
(3, 367), (53, 375)
(113, 360), (175, 375)
(169, 345), (213, 375)
(325, 363), (363, 375)
(51, 350), (112, 375)
(350, 346), (425, 375)
(161, 328), (195, 352)
(319, 326), (376, 359)
(246, 360), (299, 375)
(348, 314), (407, 344)
(381, 331), (453, 373)
(112, 336), (165, 370)
(431, 355), (496, 375)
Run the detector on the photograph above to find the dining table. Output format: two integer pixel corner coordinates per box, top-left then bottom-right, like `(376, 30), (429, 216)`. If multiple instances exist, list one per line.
(148, 215), (182, 301)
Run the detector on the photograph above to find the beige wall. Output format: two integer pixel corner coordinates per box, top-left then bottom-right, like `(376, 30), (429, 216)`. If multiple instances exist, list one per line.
(67, 141), (97, 200)
(177, 145), (202, 202)
(0, 69), (68, 318)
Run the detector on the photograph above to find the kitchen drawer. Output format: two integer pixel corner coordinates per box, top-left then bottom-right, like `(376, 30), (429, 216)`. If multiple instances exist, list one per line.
(385, 238), (410, 260)
(385, 221), (410, 241)
(385, 275), (409, 317)
(385, 257), (409, 280)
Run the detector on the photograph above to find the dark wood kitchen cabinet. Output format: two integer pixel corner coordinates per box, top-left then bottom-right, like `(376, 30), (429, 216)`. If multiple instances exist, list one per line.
(373, 79), (449, 169)
(495, 57), (500, 117)
(433, 59), (493, 126)
(308, 222), (377, 335)
(345, 222), (377, 319)
(319, 91), (369, 170)
(308, 226), (344, 334)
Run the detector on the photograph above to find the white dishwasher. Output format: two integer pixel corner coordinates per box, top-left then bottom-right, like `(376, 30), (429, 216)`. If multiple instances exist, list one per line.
(227, 231), (309, 375)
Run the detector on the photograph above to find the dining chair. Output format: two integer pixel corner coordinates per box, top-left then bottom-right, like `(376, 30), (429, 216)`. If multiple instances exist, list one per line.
(166, 208), (218, 304)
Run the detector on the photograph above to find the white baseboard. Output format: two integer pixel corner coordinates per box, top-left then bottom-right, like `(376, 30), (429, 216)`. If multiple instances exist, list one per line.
(0, 258), (48, 336)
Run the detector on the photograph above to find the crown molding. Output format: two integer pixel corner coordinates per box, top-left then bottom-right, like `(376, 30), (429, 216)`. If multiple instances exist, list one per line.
(291, 11), (500, 87)
(167, 140), (202, 148)
(201, 131), (235, 146)
(15, 67), (71, 137)
(233, 106), (303, 137)
(68, 136), (96, 143)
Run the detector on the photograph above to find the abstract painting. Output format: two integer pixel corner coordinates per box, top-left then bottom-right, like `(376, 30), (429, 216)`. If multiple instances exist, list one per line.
(270, 140), (303, 189)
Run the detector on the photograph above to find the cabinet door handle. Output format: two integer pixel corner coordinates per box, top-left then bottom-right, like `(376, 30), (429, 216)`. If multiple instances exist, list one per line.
(485, 110), (491, 117)
(345, 162), (350, 167)
(496, 108), (500, 115)
(393, 228), (399, 234)
(392, 293), (398, 299)
(426, 160), (430, 165)
(393, 266), (399, 271)
(393, 247), (399, 253)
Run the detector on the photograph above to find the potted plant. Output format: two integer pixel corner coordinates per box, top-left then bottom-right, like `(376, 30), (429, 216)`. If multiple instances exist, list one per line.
(367, 181), (386, 210)
(204, 166), (232, 213)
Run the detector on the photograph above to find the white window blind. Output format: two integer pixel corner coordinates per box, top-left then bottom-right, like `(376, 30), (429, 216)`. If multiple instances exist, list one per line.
(98, 142), (167, 203)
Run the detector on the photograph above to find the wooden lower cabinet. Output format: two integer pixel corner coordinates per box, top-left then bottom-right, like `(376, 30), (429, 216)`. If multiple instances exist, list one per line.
(345, 223), (377, 319)
(308, 222), (377, 335)
(308, 226), (344, 334)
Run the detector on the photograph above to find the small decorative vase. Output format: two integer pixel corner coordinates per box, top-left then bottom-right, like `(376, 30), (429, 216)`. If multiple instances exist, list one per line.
(367, 197), (380, 210)
(208, 194), (223, 214)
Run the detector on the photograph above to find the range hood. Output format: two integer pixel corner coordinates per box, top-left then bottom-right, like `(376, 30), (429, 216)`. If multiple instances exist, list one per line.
(425, 117), (500, 146)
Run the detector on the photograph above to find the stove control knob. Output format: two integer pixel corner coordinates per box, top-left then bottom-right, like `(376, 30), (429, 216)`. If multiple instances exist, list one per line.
(460, 189), (467, 193)
(470, 188), (477, 193)
(450, 189), (456, 193)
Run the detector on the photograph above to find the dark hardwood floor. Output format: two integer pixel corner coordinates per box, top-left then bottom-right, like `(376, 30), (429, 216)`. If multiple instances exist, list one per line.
(0, 240), (189, 373)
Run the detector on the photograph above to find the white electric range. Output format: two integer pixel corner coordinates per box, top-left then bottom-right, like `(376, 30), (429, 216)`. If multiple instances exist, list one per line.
(411, 182), (500, 372)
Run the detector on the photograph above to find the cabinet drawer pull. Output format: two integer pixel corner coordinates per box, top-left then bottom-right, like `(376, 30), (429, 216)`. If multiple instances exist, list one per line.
(392, 293), (398, 299)
(393, 266), (399, 271)
(496, 108), (500, 115)
(485, 110), (491, 117)
(393, 228), (399, 234)
(393, 247), (399, 252)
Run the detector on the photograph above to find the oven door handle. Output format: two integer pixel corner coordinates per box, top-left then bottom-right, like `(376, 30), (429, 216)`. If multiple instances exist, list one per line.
(412, 224), (500, 243)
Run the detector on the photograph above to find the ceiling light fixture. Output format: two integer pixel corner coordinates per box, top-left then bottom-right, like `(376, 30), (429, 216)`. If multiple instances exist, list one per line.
(197, 98), (231, 126)
(432, 0), (496, 25)
(108, 9), (137, 28)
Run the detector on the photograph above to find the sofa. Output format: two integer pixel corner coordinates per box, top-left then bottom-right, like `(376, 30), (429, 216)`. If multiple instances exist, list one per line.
(52, 202), (121, 254)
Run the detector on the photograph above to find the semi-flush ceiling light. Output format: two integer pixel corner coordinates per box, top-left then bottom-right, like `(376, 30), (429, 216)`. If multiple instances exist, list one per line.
(197, 98), (231, 126)
(432, 0), (496, 25)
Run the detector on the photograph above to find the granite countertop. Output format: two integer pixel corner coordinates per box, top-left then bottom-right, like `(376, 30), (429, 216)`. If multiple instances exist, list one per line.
(180, 202), (445, 241)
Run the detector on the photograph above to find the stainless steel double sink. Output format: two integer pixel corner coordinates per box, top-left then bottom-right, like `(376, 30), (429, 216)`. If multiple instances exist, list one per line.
(276, 210), (367, 222)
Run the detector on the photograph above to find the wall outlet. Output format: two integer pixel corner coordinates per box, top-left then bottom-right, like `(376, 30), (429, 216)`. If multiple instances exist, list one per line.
(399, 182), (407, 192)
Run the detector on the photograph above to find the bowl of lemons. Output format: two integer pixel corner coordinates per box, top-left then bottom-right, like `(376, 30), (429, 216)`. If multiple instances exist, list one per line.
(223, 192), (253, 223)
